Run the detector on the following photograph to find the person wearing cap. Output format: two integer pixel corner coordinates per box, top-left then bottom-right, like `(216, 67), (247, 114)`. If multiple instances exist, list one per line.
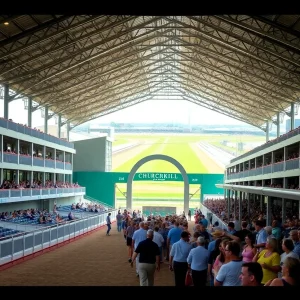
(130, 229), (160, 286)
(208, 229), (223, 254)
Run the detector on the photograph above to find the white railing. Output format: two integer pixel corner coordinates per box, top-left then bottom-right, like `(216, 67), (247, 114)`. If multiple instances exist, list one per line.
(0, 187), (86, 203)
(199, 203), (228, 230)
(0, 209), (117, 266)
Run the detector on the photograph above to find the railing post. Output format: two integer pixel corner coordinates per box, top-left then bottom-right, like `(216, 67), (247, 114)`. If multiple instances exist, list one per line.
(23, 233), (25, 257)
(33, 231), (35, 254)
(11, 236), (14, 261)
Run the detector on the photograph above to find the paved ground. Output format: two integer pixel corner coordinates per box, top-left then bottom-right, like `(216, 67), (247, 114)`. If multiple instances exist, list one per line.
(0, 221), (195, 286)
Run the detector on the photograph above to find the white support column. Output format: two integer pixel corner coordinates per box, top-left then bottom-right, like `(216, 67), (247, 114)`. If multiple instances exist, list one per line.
(17, 139), (20, 164)
(277, 112), (280, 138)
(266, 196), (271, 226)
(266, 121), (270, 142)
(227, 190), (231, 221)
(43, 146), (46, 168)
(291, 102), (295, 130)
(1, 135), (3, 163)
(31, 143), (34, 166)
(0, 168), (3, 184)
(54, 149), (56, 170)
(238, 192), (242, 229)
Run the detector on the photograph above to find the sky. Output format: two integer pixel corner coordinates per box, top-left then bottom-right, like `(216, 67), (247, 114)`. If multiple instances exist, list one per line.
(0, 98), (294, 132)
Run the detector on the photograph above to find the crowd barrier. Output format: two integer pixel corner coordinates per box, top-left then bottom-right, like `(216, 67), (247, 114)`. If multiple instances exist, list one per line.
(199, 203), (228, 230)
(0, 209), (117, 266)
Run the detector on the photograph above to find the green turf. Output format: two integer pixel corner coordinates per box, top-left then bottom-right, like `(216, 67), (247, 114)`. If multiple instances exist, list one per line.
(112, 138), (130, 146)
(113, 136), (208, 173)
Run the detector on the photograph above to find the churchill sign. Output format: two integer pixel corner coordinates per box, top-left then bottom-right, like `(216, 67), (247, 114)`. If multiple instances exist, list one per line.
(126, 154), (190, 215)
(135, 172), (181, 181)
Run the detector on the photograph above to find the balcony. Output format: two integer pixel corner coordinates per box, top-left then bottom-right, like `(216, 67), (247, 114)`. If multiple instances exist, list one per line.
(56, 161), (64, 169)
(3, 152), (18, 164)
(33, 157), (44, 167)
(19, 155), (32, 166)
(226, 158), (300, 181)
(0, 187), (86, 203)
(0, 118), (74, 149)
(1, 152), (72, 171)
(45, 159), (55, 168)
(65, 163), (72, 170)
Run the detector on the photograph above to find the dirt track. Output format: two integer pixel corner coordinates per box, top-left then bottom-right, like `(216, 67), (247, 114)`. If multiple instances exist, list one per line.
(189, 143), (224, 173)
(112, 140), (155, 170)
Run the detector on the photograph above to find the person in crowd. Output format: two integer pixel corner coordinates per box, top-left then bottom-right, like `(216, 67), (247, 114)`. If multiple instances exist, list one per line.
(223, 221), (251, 244)
(116, 210), (123, 233)
(198, 224), (210, 249)
(187, 236), (209, 286)
(240, 262), (263, 286)
(208, 238), (222, 286)
(253, 220), (268, 252)
(106, 212), (111, 236)
(265, 257), (300, 286)
(191, 231), (201, 249)
(226, 222), (236, 235)
(153, 226), (164, 263)
(130, 229), (160, 286)
(213, 239), (230, 278)
(215, 240), (243, 286)
(199, 214), (208, 228)
(289, 229), (300, 257)
(271, 219), (282, 241)
(68, 211), (75, 221)
(253, 237), (281, 285)
(132, 222), (147, 277)
(242, 233), (257, 263)
(208, 229), (223, 253)
(169, 231), (192, 287)
(278, 238), (299, 277)
(167, 221), (182, 257)
(188, 209), (191, 221)
(126, 220), (135, 263)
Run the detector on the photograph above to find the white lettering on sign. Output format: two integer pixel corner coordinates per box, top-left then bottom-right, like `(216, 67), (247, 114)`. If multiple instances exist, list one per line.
(136, 173), (180, 181)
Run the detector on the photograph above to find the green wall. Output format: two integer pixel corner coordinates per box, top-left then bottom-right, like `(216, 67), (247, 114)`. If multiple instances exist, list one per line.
(73, 171), (224, 208)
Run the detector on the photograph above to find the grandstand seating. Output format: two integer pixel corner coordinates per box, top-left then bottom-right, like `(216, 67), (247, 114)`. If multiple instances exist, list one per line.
(0, 227), (21, 238)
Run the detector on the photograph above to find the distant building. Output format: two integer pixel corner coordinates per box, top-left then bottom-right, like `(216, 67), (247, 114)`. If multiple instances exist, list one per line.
(286, 119), (300, 132)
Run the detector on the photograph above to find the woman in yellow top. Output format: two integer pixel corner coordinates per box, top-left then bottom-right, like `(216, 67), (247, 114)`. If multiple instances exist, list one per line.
(252, 237), (281, 284)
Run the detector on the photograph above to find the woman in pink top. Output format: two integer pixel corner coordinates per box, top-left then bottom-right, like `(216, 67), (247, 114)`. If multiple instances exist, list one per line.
(242, 233), (257, 262)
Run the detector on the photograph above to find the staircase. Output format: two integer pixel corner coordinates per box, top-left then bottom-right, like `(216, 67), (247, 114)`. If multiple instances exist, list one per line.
(83, 195), (115, 210)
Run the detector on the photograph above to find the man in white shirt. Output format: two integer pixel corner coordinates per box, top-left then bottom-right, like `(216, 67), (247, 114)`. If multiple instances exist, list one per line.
(215, 240), (243, 286)
(187, 236), (209, 286)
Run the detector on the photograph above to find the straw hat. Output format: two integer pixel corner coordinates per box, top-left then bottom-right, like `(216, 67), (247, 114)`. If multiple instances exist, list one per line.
(211, 230), (224, 238)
